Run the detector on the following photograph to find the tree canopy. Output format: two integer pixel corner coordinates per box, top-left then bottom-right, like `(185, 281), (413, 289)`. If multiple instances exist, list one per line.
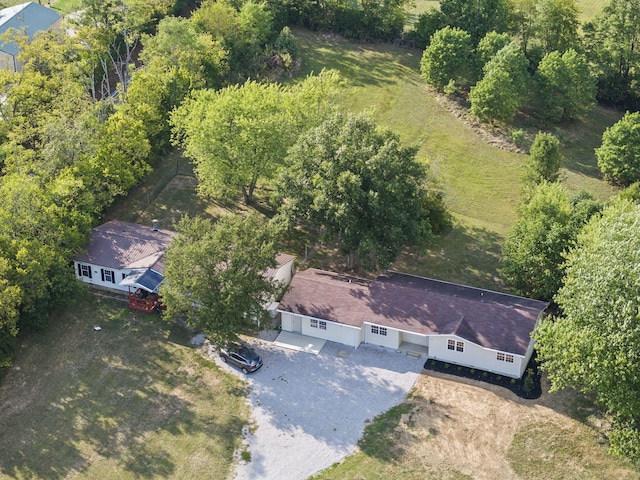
(596, 111), (640, 186)
(523, 132), (562, 187)
(161, 214), (283, 346)
(500, 182), (574, 301)
(469, 42), (529, 122)
(171, 70), (341, 205)
(584, 0), (640, 109)
(276, 112), (435, 271)
(420, 26), (474, 91)
(535, 49), (597, 123)
(534, 199), (640, 464)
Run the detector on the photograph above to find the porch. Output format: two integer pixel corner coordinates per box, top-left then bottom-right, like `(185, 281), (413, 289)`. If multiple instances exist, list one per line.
(396, 341), (429, 358)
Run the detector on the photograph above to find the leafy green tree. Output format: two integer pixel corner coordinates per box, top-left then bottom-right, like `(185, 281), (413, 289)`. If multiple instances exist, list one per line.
(510, 0), (538, 56)
(407, 8), (447, 50)
(583, 0), (640, 109)
(440, 0), (511, 42)
(534, 199), (640, 464)
(477, 31), (512, 67)
(140, 16), (228, 89)
(536, 0), (580, 54)
(470, 42), (530, 122)
(276, 112), (434, 271)
(420, 26), (474, 91)
(77, 0), (158, 98)
(523, 132), (562, 186)
(596, 111), (640, 185)
(0, 256), (22, 367)
(161, 214), (282, 346)
(500, 182), (574, 300)
(171, 71), (341, 205)
(535, 49), (597, 123)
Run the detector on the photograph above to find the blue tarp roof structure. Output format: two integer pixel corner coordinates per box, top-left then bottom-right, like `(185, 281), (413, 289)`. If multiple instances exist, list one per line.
(120, 269), (164, 293)
(0, 2), (61, 56)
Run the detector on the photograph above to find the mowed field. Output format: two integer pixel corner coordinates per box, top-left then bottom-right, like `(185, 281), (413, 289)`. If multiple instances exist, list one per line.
(0, 295), (251, 479)
(291, 28), (619, 289)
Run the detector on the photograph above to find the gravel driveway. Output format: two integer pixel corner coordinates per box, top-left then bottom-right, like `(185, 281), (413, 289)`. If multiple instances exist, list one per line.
(211, 333), (424, 480)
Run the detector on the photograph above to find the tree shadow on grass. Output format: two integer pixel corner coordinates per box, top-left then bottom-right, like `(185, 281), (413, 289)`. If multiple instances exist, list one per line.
(294, 28), (420, 88)
(555, 106), (623, 179)
(394, 222), (506, 292)
(0, 296), (246, 479)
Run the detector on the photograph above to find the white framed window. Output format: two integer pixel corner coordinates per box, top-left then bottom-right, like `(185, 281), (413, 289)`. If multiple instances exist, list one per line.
(497, 352), (514, 363)
(310, 319), (318, 328)
(456, 341), (464, 352)
(102, 269), (115, 284)
(371, 325), (387, 336)
(448, 339), (464, 352)
(79, 264), (92, 279)
(318, 320), (327, 330)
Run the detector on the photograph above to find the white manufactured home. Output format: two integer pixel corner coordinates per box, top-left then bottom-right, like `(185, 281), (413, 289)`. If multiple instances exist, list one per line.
(73, 220), (296, 313)
(278, 269), (548, 379)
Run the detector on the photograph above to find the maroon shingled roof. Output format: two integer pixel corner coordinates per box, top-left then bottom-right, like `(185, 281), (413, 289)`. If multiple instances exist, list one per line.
(277, 269), (549, 356)
(73, 220), (177, 273)
(264, 253), (296, 280)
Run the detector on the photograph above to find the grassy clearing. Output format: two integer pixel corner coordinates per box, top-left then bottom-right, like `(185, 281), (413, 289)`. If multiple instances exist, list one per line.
(404, 0), (606, 23)
(507, 421), (638, 479)
(0, 294), (250, 479)
(51, 0), (83, 15)
(293, 28), (618, 288)
(0, 0), (83, 15)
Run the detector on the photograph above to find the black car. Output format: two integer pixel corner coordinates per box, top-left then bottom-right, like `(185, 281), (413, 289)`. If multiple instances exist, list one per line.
(220, 344), (263, 374)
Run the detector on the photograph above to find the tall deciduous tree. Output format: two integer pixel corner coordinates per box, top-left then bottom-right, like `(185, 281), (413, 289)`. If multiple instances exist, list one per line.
(171, 70), (341, 205)
(420, 26), (474, 91)
(470, 42), (530, 122)
(524, 132), (562, 186)
(536, 0), (580, 54)
(534, 199), (640, 464)
(276, 112), (434, 271)
(500, 182), (574, 301)
(161, 214), (282, 346)
(439, 0), (511, 42)
(596, 111), (640, 185)
(535, 49), (597, 123)
(584, 0), (640, 109)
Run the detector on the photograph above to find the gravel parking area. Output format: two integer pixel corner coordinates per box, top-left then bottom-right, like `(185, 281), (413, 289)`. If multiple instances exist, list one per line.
(211, 333), (423, 480)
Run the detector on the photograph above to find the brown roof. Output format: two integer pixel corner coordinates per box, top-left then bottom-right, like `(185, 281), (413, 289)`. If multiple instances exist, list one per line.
(277, 269), (549, 356)
(264, 253), (296, 279)
(73, 220), (176, 273)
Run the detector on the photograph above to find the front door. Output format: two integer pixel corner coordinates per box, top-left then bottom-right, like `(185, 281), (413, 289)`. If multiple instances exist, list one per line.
(291, 315), (302, 333)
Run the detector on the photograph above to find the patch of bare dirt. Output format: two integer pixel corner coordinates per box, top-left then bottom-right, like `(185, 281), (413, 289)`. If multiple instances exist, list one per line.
(397, 371), (636, 480)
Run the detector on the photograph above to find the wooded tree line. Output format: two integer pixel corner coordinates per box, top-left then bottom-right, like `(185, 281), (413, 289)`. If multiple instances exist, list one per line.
(499, 132), (640, 464)
(0, 0), (310, 367)
(415, 0), (640, 115)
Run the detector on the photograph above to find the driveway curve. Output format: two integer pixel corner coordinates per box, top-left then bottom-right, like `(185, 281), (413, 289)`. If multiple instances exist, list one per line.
(212, 334), (424, 480)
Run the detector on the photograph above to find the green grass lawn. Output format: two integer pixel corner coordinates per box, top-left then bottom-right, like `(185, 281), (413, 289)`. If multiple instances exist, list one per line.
(50, 0), (84, 15)
(404, 0), (607, 23)
(0, 0), (81, 15)
(0, 294), (251, 479)
(292, 27), (618, 289)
